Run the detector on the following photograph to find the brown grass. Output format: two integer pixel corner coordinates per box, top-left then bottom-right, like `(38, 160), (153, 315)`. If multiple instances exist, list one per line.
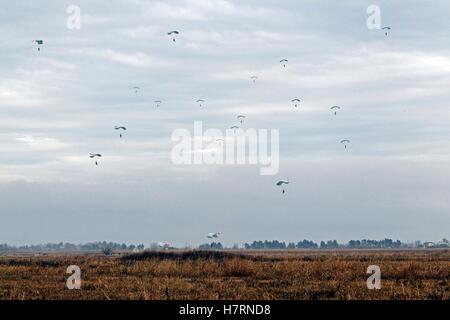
(0, 249), (448, 300)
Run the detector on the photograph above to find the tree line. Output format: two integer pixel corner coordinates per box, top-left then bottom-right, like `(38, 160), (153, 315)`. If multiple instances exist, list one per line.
(0, 241), (145, 253)
(200, 239), (410, 250)
(1, 238), (448, 253)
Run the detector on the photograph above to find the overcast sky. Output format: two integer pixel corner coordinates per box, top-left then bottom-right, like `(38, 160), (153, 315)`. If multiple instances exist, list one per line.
(1, 0), (449, 246)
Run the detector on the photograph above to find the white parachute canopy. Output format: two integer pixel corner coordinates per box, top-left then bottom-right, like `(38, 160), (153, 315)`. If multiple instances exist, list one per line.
(207, 232), (221, 239)
(330, 106), (341, 115)
(89, 153), (102, 166)
(291, 99), (301, 108)
(167, 30), (179, 42)
(114, 126), (127, 138)
(32, 40), (44, 51)
(280, 59), (288, 67)
(382, 26), (391, 36)
(276, 180), (290, 194)
(340, 139), (350, 149)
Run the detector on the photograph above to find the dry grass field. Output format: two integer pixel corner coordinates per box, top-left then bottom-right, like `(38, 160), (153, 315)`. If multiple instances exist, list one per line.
(0, 249), (448, 300)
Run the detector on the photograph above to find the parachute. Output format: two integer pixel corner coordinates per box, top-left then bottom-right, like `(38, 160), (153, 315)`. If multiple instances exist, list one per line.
(89, 153), (102, 166)
(276, 180), (290, 194)
(280, 59), (288, 68)
(291, 99), (301, 108)
(382, 26), (391, 36)
(154, 100), (162, 107)
(340, 140), (350, 149)
(115, 126), (127, 138)
(251, 75), (258, 83)
(157, 242), (171, 249)
(207, 232), (220, 239)
(196, 99), (205, 107)
(167, 30), (179, 42)
(237, 115), (246, 124)
(89, 153), (102, 158)
(32, 40), (44, 51)
(230, 125), (239, 133)
(133, 86), (140, 94)
(330, 106), (340, 115)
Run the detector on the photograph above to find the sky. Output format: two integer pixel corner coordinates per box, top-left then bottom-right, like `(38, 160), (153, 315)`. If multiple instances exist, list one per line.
(0, 0), (449, 246)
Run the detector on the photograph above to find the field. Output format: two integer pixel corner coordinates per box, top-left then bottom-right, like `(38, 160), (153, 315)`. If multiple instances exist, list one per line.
(0, 249), (448, 300)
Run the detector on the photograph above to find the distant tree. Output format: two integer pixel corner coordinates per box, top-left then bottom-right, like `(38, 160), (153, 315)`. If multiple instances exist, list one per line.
(101, 245), (113, 256)
(199, 242), (223, 250)
(211, 242), (223, 249)
(296, 240), (318, 249)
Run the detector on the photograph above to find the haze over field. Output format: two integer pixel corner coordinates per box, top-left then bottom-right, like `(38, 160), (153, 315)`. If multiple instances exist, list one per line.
(1, 0), (449, 246)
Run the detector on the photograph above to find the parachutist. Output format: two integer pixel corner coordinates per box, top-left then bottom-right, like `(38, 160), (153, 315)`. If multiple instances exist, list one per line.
(277, 180), (290, 194)
(89, 153), (102, 165)
(331, 106), (340, 115)
(33, 40), (44, 52)
(340, 140), (350, 149)
(208, 232), (220, 239)
(115, 126), (126, 138)
(167, 30), (179, 42)
(291, 99), (301, 108)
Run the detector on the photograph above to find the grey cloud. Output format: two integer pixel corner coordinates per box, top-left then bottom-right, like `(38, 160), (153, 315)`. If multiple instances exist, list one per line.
(0, 0), (449, 245)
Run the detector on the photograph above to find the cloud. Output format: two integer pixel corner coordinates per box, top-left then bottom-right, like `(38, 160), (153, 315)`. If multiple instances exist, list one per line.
(69, 48), (175, 68)
(15, 135), (68, 150)
(0, 0), (449, 244)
